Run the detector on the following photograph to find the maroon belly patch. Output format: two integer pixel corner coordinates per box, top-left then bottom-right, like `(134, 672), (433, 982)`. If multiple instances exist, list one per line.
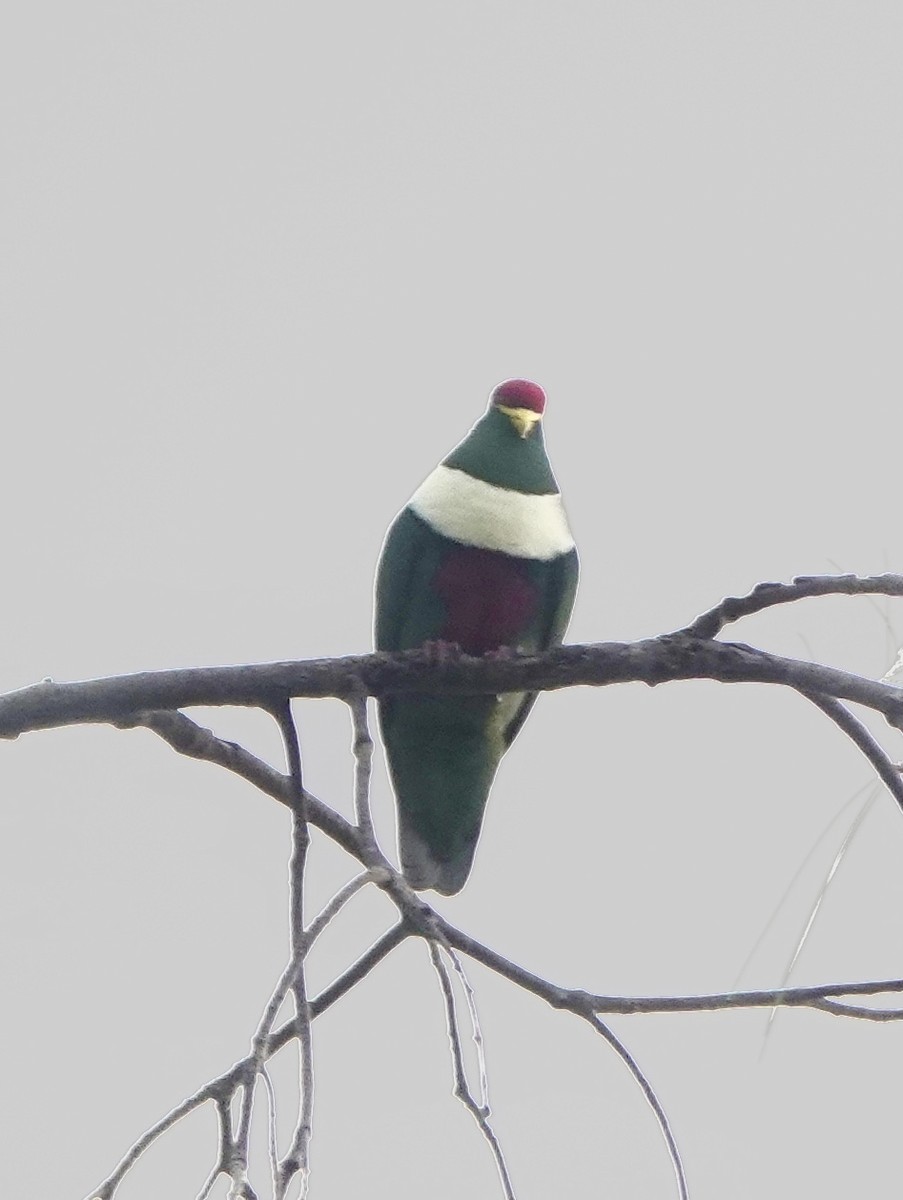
(433, 546), (537, 655)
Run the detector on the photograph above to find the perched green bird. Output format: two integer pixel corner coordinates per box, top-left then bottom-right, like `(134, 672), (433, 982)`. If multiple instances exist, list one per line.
(375, 379), (578, 894)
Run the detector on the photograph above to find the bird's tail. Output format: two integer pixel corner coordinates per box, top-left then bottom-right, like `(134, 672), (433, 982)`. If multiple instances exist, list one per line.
(398, 816), (479, 896)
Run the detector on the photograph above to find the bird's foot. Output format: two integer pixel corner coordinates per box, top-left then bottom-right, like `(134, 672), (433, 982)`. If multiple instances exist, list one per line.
(421, 639), (463, 665)
(482, 645), (518, 660)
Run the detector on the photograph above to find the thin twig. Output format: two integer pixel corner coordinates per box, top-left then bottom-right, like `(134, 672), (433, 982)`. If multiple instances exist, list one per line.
(231, 1079), (256, 1194)
(261, 1066), (280, 1196)
(430, 913), (903, 1018)
(310, 922), (410, 1016)
(252, 959), (301, 1059)
(84, 925), (410, 1200)
(84, 1085), (223, 1199)
(812, 1000), (903, 1021)
(348, 692), (377, 849)
(731, 780), (878, 990)
(233, 792), (318, 1193)
(762, 783), (878, 1048)
(277, 965), (313, 1197)
(68, 565), (903, 1199)
(273, 702), (314, 1200)
(447, 948), (490, 1110)
(804, 691), (903, 815)
(135, 709), (360, 854)
(306, 871), (377, 946)
(585, 1015), (688, 1200)
(683, 573), (903, 639)
(195, 1095), (232, 1200)
(195, 1160), (221, 1200)
(428, 942), (517, 1200)
(84, 894), (903, 1200)
(826, 558), (902, 670)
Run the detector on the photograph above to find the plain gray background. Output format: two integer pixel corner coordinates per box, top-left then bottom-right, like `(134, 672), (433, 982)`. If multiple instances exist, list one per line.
(3, 2), (903, 1195)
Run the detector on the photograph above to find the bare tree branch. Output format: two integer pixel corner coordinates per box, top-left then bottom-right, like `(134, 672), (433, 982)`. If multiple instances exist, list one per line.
(228, 1080), (259, 1200)
(429, 941), (517, 1200)
(261, 1067), (280, 1196)
(803, 691), (903, 814)
(447, 948), (490, 1111)
(131, 709), (361, 857)
(84, 1079), (228, 1200)
(231, 1077), (256, 1196)
(5, 579), (903, 740)
(305, 871), (377, 946)
(83, 889), (903, 1200)
(811, 1000), (903, 1021)
(309, 922), (410, 1016)
(273, 703), (314, 1200)
(683, 572), (903, 639)
(585, 1014), (688, 1200)
(348, 692), (377, 849)
(195, 1095), (232, 1200)
(431, 915), (903, 1019)
(47, 572), (903, 1197)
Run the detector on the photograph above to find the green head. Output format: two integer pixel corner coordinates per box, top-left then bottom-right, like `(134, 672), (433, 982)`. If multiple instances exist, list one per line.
(443, 379), (559, 495)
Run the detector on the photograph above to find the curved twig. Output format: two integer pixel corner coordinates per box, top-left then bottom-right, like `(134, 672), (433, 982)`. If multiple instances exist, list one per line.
(431, 915), (903, 1018)
(429, 941), (517, 1200)
(272, 702), (314, 1199)
(813, 999), (903, 1021)
(683, 573), (903, 639)
(803, 691), (903, 813)
(56, 572), (903, 1199)
(306, 871), (376, 946)
(585, 1014), (688, 1200)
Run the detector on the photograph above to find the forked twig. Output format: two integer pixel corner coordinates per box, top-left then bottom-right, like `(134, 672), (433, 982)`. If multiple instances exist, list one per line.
(684, 573), (903, 640)
(429, 941), (517, 1200)
(65, 571), (903, 1198)
(195, 1095), (233, 1200)
(273, 702), (314, 1199)
(448, 948), (490, 1110)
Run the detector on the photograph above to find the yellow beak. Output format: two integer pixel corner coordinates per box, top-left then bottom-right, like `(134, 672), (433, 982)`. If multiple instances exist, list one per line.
(496, 403), (542, 439)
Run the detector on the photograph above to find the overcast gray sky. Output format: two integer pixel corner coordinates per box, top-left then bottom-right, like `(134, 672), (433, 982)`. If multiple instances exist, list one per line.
(3, 2), (903, 1196)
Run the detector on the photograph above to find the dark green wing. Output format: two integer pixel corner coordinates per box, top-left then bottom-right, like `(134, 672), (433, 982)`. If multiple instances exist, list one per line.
(502, 545), (579, 748)
(375, 506), (439, 652)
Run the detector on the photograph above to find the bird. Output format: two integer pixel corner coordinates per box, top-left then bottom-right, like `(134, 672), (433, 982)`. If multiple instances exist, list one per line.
(374, 379), (579, 894)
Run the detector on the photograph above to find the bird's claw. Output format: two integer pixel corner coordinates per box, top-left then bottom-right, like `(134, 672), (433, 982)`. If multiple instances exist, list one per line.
(421, 639), (463, 665)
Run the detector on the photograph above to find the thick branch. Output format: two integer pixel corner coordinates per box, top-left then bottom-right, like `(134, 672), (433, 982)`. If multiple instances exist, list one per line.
(5, 636), (903, 739)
